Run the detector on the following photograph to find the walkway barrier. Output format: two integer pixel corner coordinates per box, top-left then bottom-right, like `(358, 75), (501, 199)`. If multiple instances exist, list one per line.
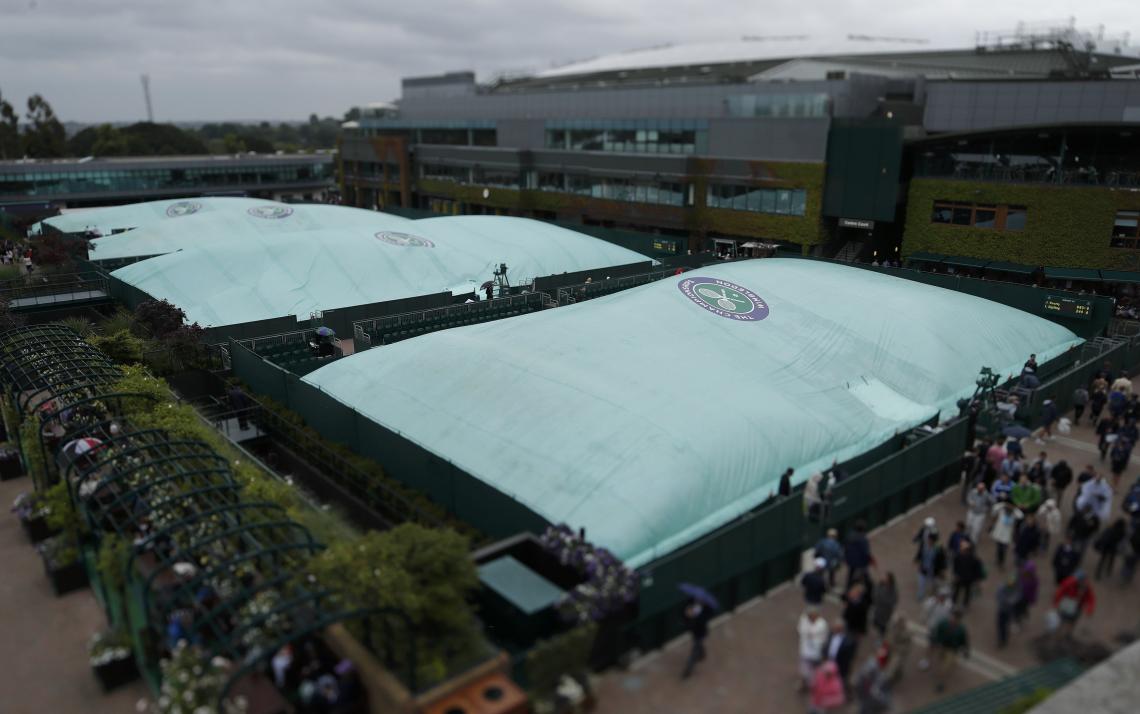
(555, 269), (673, 305)
(352, 292), (545, 351)
(0, 271), (110, 311)
(913, 658), (1084, 714)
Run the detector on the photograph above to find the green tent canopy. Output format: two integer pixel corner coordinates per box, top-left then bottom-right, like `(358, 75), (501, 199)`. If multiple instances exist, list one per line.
(303, 259), (1083, 567)
(109, 211), (652, 328)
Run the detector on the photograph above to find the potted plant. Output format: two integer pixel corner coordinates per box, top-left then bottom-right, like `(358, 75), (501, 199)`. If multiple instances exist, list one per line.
(0, 443), (22, 480)
(89, 629), (138, 691)
(11, 491), (59, 544)
(38, 534), (88, 595)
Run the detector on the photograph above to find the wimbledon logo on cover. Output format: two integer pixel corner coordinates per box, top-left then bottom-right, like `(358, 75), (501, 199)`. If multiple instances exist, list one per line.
(678, 276), (769, 321)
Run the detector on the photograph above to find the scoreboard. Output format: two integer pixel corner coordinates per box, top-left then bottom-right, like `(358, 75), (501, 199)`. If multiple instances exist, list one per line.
(1042, 295), (1093, 320)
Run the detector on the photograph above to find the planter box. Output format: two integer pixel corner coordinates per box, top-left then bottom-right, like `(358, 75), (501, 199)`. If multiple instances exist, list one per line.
(22, 515), (59, 544)
(0, 452), (22, 480)
(93, 656), (139, 691)
(43, 556), (88, 596)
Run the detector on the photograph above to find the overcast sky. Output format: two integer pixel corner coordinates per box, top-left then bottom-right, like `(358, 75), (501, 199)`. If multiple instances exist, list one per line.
(0, 0), (1137, 123)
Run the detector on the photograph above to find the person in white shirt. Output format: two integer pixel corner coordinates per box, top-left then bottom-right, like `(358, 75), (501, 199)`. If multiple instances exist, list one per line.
(797, 606), (829, 691)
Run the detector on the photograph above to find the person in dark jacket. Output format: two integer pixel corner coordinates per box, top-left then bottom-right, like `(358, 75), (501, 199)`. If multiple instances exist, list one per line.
(680, 598), (711, 679)
(844, 520), (873, 589)
(777, 467), (794, 498)
(1068, 506), (1100, 555)
(1014, 514), (1042, 565)
(995, 572), (1022, 648)
(870, 572), (898, 636)
(1089, 388), (1107, 425)
(1035, 398), (1059, 443)
(951, 540), (985, 609)
(914, 531), (948, 601)
(1122, 522), (1140, 584)
(801, 557), (829, 605)
(821, 619), (857, 684)
(842, 581), (872, 636)
(1049, 460), (1073, 503)
(1052, 535), (1082, 585)
(1093, 518), (1128, 580)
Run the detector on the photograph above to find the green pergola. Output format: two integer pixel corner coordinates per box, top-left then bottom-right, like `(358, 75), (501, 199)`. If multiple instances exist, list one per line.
(59, 418), (419, 703)
(0, 325), (123, 489)
(1, 325), (419, 706)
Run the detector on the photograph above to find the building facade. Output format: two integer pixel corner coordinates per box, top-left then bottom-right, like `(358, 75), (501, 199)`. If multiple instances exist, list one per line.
(0, 153), (335, 211)
(340, 28), (1140, 269)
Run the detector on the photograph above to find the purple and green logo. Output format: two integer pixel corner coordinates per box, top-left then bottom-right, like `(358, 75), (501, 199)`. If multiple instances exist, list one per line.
(678, 276), (769, 321)
(375, 231), (435, 248)
(247, 205), (294, 219)
(165, 201), (201, 218)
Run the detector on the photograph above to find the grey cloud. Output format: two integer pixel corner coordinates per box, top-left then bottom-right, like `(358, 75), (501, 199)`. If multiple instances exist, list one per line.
(0, 0), (1136, 121)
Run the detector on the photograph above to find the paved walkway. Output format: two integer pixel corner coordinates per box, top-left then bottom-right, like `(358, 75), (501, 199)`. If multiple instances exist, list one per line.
(595, 403), (1140, 713)
(0, 475), (148, 714)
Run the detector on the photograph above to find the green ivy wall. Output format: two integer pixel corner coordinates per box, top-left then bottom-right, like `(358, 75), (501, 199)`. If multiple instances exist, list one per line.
(902, 178), (1140, 270)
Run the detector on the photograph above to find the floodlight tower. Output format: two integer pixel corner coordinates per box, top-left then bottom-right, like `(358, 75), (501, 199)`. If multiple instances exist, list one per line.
(140, 74), (154, 122)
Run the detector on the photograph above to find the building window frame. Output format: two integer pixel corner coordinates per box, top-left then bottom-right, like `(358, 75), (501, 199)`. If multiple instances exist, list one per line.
(931, 200), (1026, 231)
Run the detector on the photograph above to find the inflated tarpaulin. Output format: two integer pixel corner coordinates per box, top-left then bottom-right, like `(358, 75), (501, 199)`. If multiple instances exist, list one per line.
(107, 211), (651, 327)
(303, 259), (1084, 567)
(36, 196), (271, 237)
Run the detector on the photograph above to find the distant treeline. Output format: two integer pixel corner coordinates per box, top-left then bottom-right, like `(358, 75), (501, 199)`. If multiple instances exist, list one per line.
(0, 89), (345, 159)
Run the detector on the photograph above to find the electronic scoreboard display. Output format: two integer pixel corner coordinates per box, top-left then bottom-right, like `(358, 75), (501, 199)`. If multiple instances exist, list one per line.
(1042, 295), (1093, 320)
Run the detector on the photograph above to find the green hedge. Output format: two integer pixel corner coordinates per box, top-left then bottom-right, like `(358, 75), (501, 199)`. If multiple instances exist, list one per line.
(902, 178), (1140, 269)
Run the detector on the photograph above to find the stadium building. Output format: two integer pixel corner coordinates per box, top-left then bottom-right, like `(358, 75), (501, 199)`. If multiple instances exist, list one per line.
(338, 25), (1140, 280)
(0, 153), (335, 217)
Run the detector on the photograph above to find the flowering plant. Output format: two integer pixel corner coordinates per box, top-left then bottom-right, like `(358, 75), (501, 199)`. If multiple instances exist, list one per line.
(539, 524), (639, 624)
(10, 491), (43, 520)
(146, 641), (248, 714)
(88, 629), (133, 666)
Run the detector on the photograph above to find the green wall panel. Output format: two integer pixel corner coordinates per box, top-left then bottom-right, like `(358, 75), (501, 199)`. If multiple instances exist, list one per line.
(902, 178), (1140, 271)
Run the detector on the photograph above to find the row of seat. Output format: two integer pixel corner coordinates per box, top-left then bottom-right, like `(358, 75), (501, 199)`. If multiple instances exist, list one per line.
(369, 304), (540, 345)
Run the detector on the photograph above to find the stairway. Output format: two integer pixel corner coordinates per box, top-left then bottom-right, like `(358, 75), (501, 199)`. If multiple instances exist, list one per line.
(833, 240), (864, 263)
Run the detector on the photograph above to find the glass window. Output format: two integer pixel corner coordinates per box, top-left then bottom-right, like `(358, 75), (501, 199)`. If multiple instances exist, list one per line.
(791, 190), (807, 216)
(951, 207), (972, 225)
(974, 206), (997, 229)
(1113, 210), (1139, 238)
(761, 190), (776, 214)
(1005, 207), (1027, 231)
(775, 190), (792, 215)
(732, 186), (748, 211)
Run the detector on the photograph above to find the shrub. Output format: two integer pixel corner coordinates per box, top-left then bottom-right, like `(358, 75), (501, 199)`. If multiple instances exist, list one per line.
(88, 329), (144, 364)
(302, 524), (484, 686)
(98, 308), (136, 337)
(56, 316), (95, 337)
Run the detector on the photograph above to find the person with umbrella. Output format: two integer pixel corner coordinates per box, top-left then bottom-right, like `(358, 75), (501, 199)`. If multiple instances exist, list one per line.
(678, 583), (717, 679)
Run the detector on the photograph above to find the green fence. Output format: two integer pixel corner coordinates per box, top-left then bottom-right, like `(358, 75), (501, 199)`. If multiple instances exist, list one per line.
(628, 417), (968, 650)
(229, 341), (550, 539)
(822, 260), (1116, 340)
(1019, 332), (1140, 426)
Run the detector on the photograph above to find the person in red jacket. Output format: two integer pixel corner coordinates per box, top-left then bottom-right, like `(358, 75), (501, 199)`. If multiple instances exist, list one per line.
(1052, 570), (1095, 635)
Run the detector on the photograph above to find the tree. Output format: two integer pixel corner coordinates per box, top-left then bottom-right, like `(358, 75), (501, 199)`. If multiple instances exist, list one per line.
(22, 94), (66, 158)
(134, 298), (192, 337)
(90, 124), (130, 156)
(0, 89), (19, 159)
